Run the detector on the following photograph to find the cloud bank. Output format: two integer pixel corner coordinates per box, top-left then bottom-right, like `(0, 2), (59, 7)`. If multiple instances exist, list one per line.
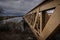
(0, 0), (44, 16)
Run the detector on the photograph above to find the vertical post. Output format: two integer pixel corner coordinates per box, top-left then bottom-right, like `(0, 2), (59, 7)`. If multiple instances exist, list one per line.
(40, 12), (42, 33)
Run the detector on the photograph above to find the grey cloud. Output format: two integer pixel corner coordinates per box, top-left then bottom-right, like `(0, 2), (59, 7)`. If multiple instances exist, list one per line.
(0, 0), (45, 16)
(0, 0), (20, 1)
(0, 13), (24, 16)
(24, 0), (34, 2)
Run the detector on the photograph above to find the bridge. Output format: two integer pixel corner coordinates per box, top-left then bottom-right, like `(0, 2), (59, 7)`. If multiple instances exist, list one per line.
(0, 0), (60, 40)
(23, 0), (60, 40)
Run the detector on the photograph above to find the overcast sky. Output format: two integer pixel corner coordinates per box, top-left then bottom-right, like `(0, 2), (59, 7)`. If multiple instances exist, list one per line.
(0, 0), (44, 16)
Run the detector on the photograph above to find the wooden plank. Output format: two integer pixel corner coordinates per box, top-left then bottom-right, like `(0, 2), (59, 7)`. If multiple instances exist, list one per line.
(25, 8), (37, 15)
(40, 1), (57, 11)
(54, 0), (60, 5)
(23, 14), (40, 40)
(40, 12), (42, 33)
(33, 8), (39, 28)
(41, 5), (60, 39)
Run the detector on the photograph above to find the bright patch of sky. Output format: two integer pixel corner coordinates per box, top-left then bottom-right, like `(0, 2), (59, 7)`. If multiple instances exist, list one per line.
(3, 17), (23, 24)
